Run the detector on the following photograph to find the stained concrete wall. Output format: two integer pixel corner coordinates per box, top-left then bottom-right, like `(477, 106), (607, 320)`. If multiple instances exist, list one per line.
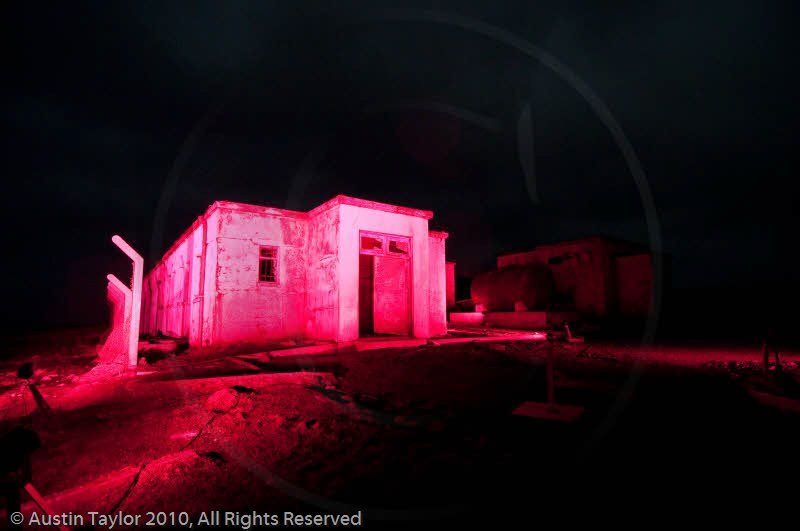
(200, 210), (220, 346)
(99, 282), (129, 363)
(187, 220), (206, 346)
(428, 234), (448, 337)
(214, 205), (308, 344)
(141, 196), (447, 346)
(142, 222), (197, 339)
(305, 203), (340, 341)
(142, 207), (218, 346)
(337, 202), (432, 342)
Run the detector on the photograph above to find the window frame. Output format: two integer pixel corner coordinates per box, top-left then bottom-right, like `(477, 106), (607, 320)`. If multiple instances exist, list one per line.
(359, 231), (411, 259)
(257, 245), (279, 284)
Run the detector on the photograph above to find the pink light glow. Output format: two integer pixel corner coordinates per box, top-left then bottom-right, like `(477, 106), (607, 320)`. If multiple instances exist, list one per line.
(96, 274), (131, 364)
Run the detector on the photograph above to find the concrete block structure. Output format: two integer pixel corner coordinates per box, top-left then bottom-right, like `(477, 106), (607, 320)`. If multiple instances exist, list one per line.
(141, 196), (449, 347)
(496, 236), (654, 319)
(97, 274), (131, 364)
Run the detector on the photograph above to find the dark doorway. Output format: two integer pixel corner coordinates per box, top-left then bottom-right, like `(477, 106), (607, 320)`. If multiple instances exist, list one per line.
(373, 254), (410, 335)
(359, 254), (374, 334)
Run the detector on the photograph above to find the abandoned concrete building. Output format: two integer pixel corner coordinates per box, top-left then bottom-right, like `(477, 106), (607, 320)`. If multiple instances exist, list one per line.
(496, 237), (655, 317)
(452, 236), (656, 329)
(141, 196), (449, 347)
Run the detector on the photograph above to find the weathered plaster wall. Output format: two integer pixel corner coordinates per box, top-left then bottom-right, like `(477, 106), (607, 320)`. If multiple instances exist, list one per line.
(428, 234), (448, 336)
(187, 221), (206, 346)
(140, 196), (447, 346)
(141, 209), (219, 346)
(99, 282), (128, 362)
(305, 204), (340, 341)
(162, 232), (192, 337)
(213, 206), (308, 344)
(142, 276), (155, 336)
(337, 203), (431, 341)
(200, 210), (220, 345)
(143, 225), (194, 338)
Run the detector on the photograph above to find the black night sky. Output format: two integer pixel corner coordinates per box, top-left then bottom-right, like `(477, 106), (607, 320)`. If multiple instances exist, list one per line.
(3, 1), (797, 334)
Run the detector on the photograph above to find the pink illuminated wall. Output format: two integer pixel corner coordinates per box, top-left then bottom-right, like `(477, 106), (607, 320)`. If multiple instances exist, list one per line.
(428, 233), (448, 336)
(305, 202), (340, 341)
(98, 274), (130, 363)
(141, 209), (220, 346)
(140, 196), (449, 346)
(445, 261), (456, 309)
(336, 200), (434, 341)
(214, 205), (308, 344)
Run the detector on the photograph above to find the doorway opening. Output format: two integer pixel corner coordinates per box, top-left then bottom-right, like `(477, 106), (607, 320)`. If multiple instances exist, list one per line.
(358, 253), (374, 334)
(358, 231), (411, 337)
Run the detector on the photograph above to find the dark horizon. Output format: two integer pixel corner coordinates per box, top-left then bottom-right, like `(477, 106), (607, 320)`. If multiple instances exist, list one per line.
(3, 1), (796, 334)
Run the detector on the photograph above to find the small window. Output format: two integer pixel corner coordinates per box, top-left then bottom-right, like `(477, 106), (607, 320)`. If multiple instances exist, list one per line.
(388, 239), (408, 255)
(259, 247), (277, 283)
(361, 235), (383, 251)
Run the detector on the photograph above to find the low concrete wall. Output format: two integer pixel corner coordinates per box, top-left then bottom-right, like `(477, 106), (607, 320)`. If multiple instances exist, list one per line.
(483, 311), (580, 330)
(449, 312), (485, 326)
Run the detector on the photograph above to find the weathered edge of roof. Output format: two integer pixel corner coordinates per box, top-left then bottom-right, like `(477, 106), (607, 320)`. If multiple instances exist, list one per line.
(146, 195), (435, 278)
(498, 235), (648, 259)
(309, 195), (434, 220)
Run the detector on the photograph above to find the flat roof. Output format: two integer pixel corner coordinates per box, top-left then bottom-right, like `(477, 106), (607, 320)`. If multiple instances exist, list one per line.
(499, 236), (648, 258)
(309, 195), (434, 220)
(145, 195), (436, 278)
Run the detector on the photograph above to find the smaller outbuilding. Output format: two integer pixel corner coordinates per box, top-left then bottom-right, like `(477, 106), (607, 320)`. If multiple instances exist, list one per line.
(451, 236), (660, 330)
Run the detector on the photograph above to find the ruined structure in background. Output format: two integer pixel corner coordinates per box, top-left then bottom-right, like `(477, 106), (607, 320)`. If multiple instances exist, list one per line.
(141, 196), (449, 347)
(471, 263), (554, 312)
(451, 237), (657, 330)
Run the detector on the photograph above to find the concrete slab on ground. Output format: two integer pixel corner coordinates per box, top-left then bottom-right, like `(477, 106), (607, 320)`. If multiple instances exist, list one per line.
(0, 372), (337, 421)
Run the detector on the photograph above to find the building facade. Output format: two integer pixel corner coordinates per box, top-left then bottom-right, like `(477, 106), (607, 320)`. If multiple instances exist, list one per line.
(141, 196), (449, 346)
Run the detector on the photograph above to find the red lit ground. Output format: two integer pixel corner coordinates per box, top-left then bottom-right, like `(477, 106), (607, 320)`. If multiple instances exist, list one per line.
(1, 329), (799, 527)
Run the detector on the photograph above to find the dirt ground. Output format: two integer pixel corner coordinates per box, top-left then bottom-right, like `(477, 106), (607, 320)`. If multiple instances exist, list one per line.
(1, 329), (800, 528)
